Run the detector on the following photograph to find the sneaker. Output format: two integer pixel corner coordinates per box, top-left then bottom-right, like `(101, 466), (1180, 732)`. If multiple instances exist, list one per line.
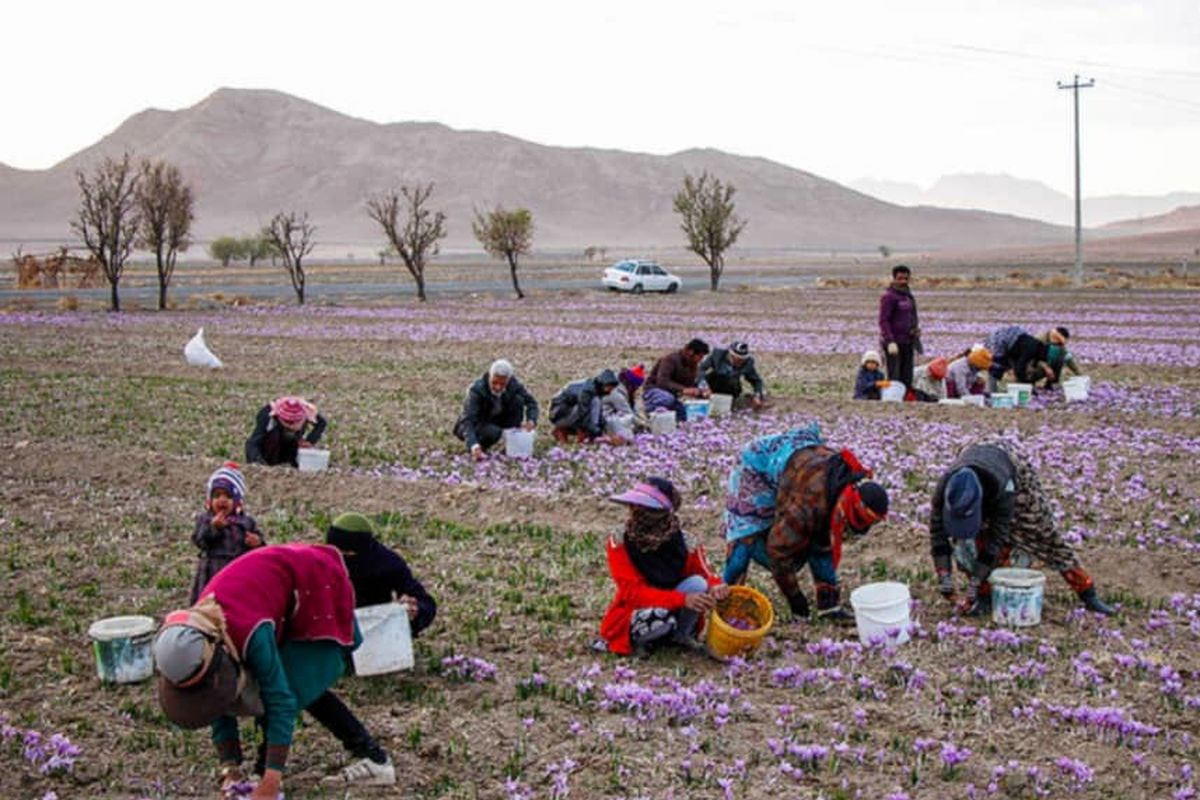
(322, 756), (396, 786)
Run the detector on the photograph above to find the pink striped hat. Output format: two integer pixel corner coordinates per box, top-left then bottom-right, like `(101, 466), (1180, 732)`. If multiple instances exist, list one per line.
(270, 396), (317, 431)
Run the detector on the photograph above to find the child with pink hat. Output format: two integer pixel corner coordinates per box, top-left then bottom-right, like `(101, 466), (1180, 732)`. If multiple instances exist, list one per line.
(244, 396), (327, 467)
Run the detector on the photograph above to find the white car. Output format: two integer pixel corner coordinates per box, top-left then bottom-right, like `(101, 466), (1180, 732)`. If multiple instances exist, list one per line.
(602, 259), (682, 294)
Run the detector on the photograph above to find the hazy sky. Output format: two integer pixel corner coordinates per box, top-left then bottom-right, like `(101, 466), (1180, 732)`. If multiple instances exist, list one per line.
(4, 0), (1198, 196)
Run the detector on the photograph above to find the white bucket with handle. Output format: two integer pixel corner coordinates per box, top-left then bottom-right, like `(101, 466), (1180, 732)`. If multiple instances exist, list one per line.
(605, 414), (635, 439)
(90, 616), (156, 683)
(850, 582), (911, 646)
(880, 382), (906, 402)
(1006, 383), (1033, 406)
(989, 393), (1016, 409)
(504, 429), (534, 458)
(296, 448), (330, 472)
(1063, 376), (1090, 402)
(708, 394), (734, 417)
(352, 602), (414, 676)
(990, 568), (1045, 627)
(649, 410), (677, 435)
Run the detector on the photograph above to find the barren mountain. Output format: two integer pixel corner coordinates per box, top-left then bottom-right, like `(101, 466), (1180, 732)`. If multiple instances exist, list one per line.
(851, 173), (1200, 229)
(0, 87), (1069, 251)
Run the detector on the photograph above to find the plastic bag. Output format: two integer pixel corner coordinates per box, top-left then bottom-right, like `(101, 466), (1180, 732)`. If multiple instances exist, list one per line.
(184, 328), (223, 368)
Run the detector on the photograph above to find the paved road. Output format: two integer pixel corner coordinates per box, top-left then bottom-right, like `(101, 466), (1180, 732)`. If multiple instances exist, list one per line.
(0, 272), (820, 303)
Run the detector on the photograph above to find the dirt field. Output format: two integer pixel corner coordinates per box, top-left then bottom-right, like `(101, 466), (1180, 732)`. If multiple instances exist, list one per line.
(1, 283), (1198, 799)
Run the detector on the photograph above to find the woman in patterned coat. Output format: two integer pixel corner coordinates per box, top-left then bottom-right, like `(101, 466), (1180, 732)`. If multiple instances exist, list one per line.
(722, 423), (889, 621)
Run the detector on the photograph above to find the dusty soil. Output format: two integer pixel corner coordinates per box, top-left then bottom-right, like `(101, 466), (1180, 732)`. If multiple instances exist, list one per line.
(0, 283), (1197, 799)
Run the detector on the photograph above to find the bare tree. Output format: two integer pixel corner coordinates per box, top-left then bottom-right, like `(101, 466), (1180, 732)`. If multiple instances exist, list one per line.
(366, 184), (447, 302)
(473, 206), (534, 299)
(264, 211), (316, 305)
(71, 154), (142, 311)
(136, 160), (194, 310)
(672, 171), (747, 291)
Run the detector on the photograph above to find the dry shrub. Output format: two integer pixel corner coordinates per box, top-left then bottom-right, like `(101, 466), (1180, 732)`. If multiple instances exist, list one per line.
(56, 295), (79, 312)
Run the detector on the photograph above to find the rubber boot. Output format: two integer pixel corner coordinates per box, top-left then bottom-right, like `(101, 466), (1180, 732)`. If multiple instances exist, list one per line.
(815, 582), (855, 624)
(1078, 587), (1116, 616)
(787, 592), (811, 620)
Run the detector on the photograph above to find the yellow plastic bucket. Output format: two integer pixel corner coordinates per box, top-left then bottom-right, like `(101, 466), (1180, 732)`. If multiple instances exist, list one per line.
(706, 585), (774, 658)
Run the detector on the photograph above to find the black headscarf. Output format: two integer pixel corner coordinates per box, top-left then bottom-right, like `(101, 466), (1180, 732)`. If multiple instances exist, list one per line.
(623, 478), (688, 589)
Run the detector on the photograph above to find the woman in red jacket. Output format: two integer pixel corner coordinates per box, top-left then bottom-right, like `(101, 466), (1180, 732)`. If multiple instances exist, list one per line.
(599, 477), (729, 656)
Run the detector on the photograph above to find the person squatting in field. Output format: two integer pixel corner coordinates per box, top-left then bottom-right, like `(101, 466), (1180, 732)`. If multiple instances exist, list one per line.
(453, 359), (539, 460)
(324, 512), (437, 636)
(598, 478), (730, 657)
(245, 396), (327, 468)
(700, 340), (766, 410)
(644, 338), (712, 420)
(853, 350), (890, 400)
(930, 436), (1115, 617)
(549, 368), (627, 445)
(721, 423), (890, 622)
(601, 364), (649, 432)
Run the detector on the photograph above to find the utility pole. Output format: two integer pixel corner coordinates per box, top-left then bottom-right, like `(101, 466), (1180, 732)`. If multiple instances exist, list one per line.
(1058, 74), (1094, 286)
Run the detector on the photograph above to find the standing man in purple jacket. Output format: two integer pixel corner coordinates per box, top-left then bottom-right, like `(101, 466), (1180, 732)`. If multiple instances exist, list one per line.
(878, 265), (921, 388)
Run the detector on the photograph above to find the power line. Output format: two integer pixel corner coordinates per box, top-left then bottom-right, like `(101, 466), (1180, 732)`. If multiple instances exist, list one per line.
(948, 43), (1200, 82)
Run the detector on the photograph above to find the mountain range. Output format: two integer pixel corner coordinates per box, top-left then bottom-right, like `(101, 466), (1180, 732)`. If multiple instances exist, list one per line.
(0, 87), (1084, 253)
(850, 173), (1200, 229)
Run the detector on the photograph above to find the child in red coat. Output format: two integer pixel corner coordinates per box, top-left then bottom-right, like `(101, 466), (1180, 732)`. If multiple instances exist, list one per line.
(598, 477), (728, 656)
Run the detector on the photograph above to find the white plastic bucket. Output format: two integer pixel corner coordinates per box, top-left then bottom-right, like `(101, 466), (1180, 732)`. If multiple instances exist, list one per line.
(649, 411), (677, 435)
(503, 429), (534, 458)
(990, 568), (1046, 627)
(708, 394), (734, 417)
(352, 602), (414, 676)
(962, 394), (987, 407)
(605, 414), (635, 439)
(849, 582), (911, 646)
(938, 398), (965, 406)
(1063, 377), (1089, 402)
(682, 399), (710, 421)
(89, 616), (156, 683)
(296, 448), (330, 472)
(1006, 383), (1033, 406)
(989, 393), (1016, 409)
(880, 382), (907, 402)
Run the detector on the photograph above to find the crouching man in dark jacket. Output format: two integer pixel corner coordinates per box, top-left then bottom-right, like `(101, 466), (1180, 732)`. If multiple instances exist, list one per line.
(701, 341), (766, 410)
(453, 359), (539, 460)
(550, 369), (626, 445)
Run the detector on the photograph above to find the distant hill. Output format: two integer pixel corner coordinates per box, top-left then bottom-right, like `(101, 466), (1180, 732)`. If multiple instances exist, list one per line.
(1102, 204), (1200, 234)
(0, 87), (1069, 252)
(850, 173), (1200, 228)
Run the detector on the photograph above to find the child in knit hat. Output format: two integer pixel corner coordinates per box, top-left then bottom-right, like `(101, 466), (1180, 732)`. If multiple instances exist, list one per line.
(602, 364), (650, 431)
(189, 462), (264, 603)
(853, 350), (889, 400)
